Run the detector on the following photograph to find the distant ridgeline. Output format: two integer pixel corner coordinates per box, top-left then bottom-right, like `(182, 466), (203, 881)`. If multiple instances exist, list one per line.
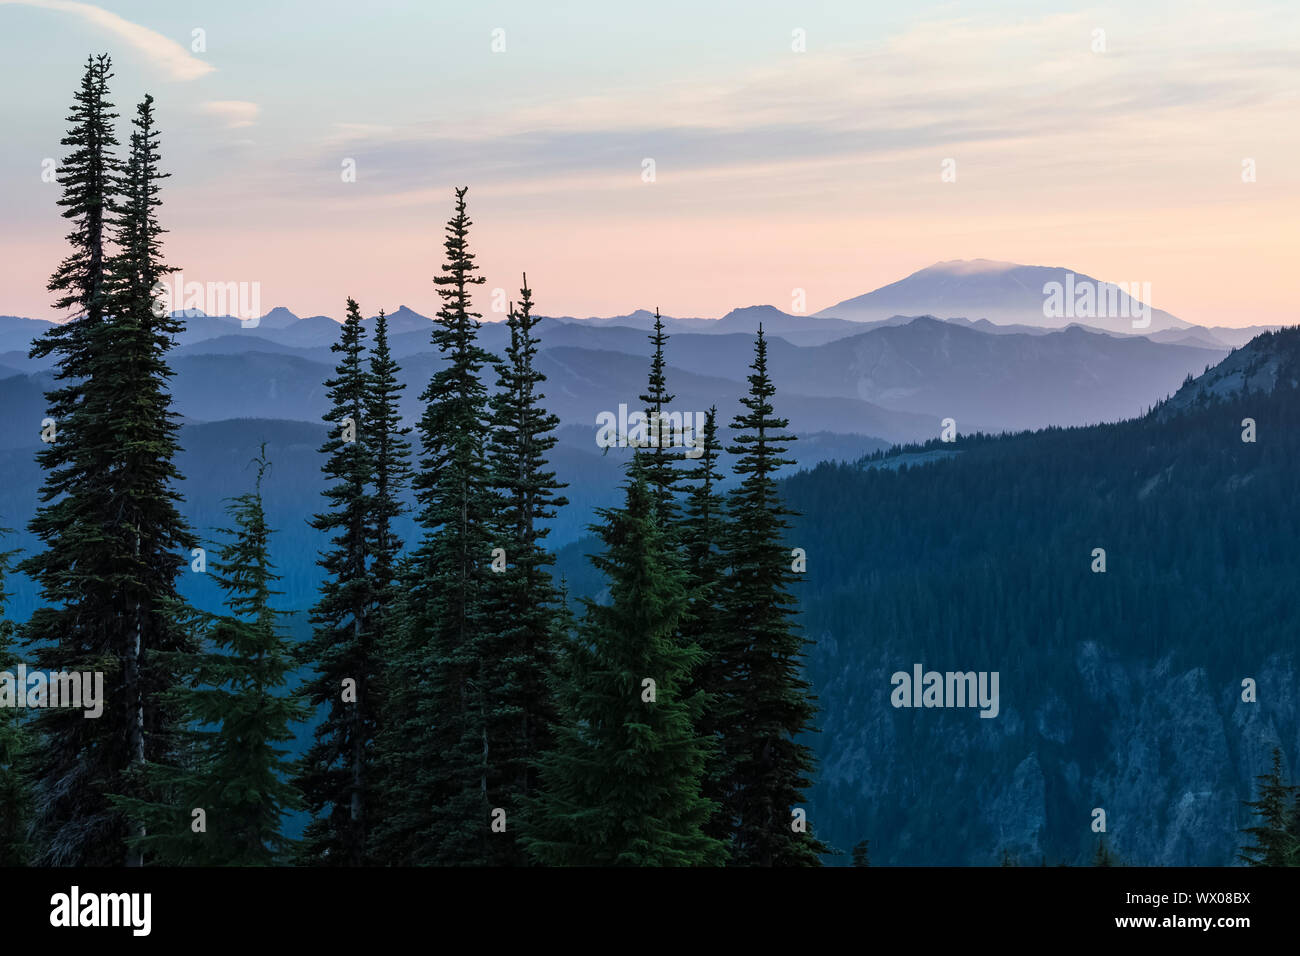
(784, 326), (1300, 865)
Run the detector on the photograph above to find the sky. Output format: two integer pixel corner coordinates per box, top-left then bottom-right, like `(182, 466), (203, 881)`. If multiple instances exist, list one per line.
(0, 0), (1297, 327)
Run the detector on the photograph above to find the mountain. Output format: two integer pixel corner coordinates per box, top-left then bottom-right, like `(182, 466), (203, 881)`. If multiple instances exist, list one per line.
(257, 305), (302, 330)
(606, 317), (1226, 431)
(365, 304), (434, 336)
(0, 310), (1234, 446)
(1158, 325), (1300, 417)
(778, 317), (1226, 430)
(541, 307), (715, 331)
(789, 328), (1300, 865)
(533, 345), (940, 443)
(815, 259), (1190, 333)
(0, 315), (56, 353)
(1174, 325), (1283, 350)
(556, 326), (1300, 865)
(710, 305), (873, 345)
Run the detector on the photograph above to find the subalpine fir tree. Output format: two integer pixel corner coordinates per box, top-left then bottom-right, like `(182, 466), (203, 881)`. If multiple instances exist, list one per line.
(678, 407), (731, 841)
(105, 94), (199, 860)
(297, 298), (379, 865)
(374, 187), (498, 865)
(193, 452), (305, 864)
(1239, 747), (1298, 866)
(1092, 837), (1114, 866)
(719, 326), (826, 866)
(115, 450), (304, 865)
(524, 462), (725, 866)
(363, 308), (416, 865)
(0, 536), (33, 865)
(364, 306), (412, 677)
(637, 308), (683, 524)
(24, 63), (195, 866)
(482, 275), (568, 864)
(851, 840), (871, 867)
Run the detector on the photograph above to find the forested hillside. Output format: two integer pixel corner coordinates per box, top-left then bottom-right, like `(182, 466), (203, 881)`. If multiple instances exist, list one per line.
(779, 329), (1300, 864)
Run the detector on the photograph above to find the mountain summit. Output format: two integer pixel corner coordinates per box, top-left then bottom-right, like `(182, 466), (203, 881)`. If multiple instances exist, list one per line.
(814, 259), (1189, 333)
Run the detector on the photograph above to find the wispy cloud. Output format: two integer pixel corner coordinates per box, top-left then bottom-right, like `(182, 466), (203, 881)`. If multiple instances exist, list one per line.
(305, 6), (1300, 202)
(202, 100), (259, 128)
(0, 0), (214, 81)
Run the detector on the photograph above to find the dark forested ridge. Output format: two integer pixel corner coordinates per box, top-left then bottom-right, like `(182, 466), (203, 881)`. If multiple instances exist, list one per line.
(777, 327), (1300, 865)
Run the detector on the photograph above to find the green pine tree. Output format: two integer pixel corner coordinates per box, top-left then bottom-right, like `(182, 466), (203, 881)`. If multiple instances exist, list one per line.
(719, 326), (826, 866)
(482, 274), (568, 864)
(0, 535), (33, 865)
(193, 451), (305, 864)
(679, 407), (731, 841)
(851, 840), (871, 867)
(1239, 747), (1298, 866)
(24, 64), (196, 866)
(524, 461), (725, 866)
(119, 450), (305, 865)
(1092, 836), (1114, 867)
(361, 306), (412, 864)
(373, 187), (498, 865)
(297, 297), (380, 865)
(637, 308), (683, 524)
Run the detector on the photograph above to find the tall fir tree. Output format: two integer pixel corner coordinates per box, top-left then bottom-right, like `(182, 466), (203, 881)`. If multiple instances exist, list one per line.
(1239, 747), (1298, 866)
(364, 306), (412, 675)
(373, 187), (498, 865)
(1092, 837), (1115, 866)
(678, 407), (731, 841)
(482, 275), (568, 864)
(193, 451), (304, 864)
(362, 307), (416, 864)
(524, 462), (725, 866)
(361, 305), (413, 853)
(114, 450), (304, 865)
(719, 326), (826, 866)
(24, 64), (195, 865)
(637, 308), (683, 524)
(851, 840), (871, 867)
(297, 298), (379, 865)
(0, 535), (33, 865)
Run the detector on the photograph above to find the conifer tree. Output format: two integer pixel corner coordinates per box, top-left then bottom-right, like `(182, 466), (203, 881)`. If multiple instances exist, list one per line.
(637, 308), (682, 524)
(679, 407), (731, 840)
(482, 275), (568, 864)
(0, 536), (32, 865)
(361, 307), (413, 857)
(374, 187), (498, 865)
(852, 840), (871, 867)
(297, 298), (379, 865)
(24, 64), (195, 866)
(1239, 747), (1298, 866)
(719, 326), (826, 866)
(364, 306), (412, 684)
(115, 450), (303, 865)
(362, 308), (416, 865)
(193, 452), (304, 864)
(524, 462), (724, 866)
(1092, 837), (1114, 866)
